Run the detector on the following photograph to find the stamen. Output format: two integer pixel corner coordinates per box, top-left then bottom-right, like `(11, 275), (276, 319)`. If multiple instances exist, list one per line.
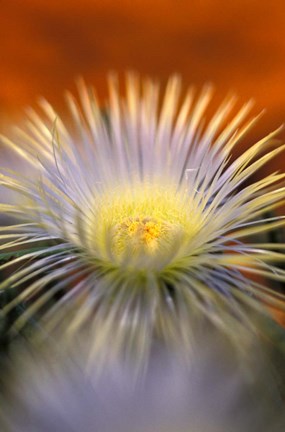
(114, 216), (172, 254)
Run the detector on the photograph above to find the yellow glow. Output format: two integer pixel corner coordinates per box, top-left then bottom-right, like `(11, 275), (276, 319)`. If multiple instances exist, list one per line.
(86, 180), (202, 269)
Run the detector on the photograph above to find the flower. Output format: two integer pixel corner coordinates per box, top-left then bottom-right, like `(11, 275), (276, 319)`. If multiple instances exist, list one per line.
(1, 74), (285, 363)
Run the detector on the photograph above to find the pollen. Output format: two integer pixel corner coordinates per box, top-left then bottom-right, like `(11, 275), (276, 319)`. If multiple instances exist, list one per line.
(115, 216), (167, 253)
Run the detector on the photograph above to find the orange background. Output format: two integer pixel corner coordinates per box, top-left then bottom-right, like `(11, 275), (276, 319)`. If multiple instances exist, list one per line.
(1, 0), (285, 160)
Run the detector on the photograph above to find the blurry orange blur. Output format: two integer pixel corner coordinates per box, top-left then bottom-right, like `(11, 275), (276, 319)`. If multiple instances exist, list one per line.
(1, 0), (285, 134)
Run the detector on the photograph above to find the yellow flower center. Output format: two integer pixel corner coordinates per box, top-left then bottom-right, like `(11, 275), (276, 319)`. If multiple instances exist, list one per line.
(86, 181), (202, 271)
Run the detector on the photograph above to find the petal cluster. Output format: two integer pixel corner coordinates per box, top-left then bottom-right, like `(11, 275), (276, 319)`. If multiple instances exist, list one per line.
(1, 74), (285, 362)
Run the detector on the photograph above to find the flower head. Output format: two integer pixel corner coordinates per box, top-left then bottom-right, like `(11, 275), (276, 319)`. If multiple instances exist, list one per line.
(1, 74), (285, 363)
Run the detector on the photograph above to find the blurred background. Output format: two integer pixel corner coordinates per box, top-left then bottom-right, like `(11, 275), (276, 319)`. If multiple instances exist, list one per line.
(1, 0), (285, 139)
